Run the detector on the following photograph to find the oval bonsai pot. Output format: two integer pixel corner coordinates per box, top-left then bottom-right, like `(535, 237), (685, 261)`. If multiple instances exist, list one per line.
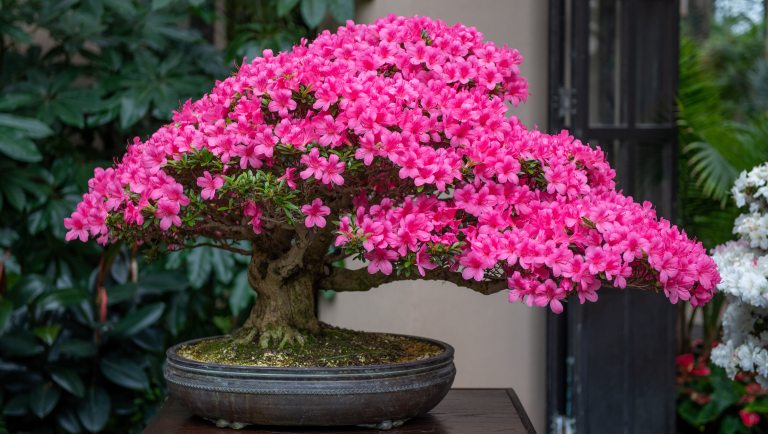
(164, 335), (456, 429)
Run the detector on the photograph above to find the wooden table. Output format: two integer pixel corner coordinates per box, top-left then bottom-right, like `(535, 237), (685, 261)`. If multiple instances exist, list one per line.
(144, 389), (536, 433)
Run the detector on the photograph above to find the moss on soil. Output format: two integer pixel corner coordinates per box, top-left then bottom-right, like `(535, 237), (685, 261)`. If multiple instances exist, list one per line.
(177, 325), (444, 367)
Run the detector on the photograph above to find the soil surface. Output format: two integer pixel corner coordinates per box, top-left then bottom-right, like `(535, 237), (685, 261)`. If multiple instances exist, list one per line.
(177, 325), (444, 367)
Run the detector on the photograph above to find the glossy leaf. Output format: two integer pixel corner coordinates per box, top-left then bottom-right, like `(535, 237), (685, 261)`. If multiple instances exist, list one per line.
(0, 333), (45, 357)
(328, 0), (353, 22)
(77, 386), (110, 433)
(110, 303), (166, 337)
(0, 131), (42, 163)
(107, 283), (138, 305)
(277, 0), (300, 16)
(0, 300), (12, 334)
(56, 409), (83, 433)
(51, 369), (85, 398)
(229, 269), (254, 316)
(55, 338), (97, 359)
(100, 356), (149, 390)
(186, 246), (212, 288)
(0, 114), (53, 139)
(2, 393), (28, 416)
(211, 248), (235, 283)
(29, 383), (60, 418)
(35, 289), (90, 312)
(10, 275), (50, 305)
(300, 0), (327, 28)
(33, 325), (61, 345)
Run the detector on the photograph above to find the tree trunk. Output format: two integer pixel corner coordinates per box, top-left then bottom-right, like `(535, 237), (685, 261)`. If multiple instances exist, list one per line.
(233, 254), (320, 348)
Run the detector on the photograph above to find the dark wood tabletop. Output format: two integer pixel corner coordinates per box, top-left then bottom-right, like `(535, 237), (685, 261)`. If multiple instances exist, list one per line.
(143, 389), (536, 434)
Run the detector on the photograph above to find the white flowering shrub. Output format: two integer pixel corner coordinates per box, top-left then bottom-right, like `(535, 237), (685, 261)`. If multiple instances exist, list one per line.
(711, 163), (768, 387)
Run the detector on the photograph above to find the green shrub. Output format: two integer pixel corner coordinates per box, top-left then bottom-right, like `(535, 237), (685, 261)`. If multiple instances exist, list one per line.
(0, 0), (353, 432)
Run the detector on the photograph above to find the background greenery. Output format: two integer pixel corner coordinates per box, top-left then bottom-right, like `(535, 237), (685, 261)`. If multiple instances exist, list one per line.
(677, 4), (768, 432)
(0, 0), (352, 432)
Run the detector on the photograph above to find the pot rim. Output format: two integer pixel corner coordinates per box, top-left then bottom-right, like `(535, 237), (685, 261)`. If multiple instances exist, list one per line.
(166, 332), (454, 375)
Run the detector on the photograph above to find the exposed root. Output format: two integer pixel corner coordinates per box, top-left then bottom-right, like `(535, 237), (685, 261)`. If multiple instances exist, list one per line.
(231, 325), (309, 349)
(257, 325), (308, 349)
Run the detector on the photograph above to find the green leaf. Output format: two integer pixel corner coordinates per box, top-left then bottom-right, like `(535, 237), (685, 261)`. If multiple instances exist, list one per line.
(152, 0), (174, 10)
(107, 283), (137, 305)
(103, 0), (136, 18)
(2, 180), (26, 211)
(77, 386), (110, 433)
(228, 270), (254, 316)
(328, 0), (353, 22)
(27, 208), (48, 234)
(51, 369), (85, 398)
(186, 246), (212, 288)
(57, 409), (82, 433)
(119, 94), (151, 129)
(3, 393), (28, 416)
(0, 23), (32, 43)
(132, 327), (166, 352)
(0, 300), (12, 334)
(33, 324), (61, 345)
(36, 288), (90, 312)
(0, 114), (53, 138)
(300, 0), (327, 28)
(0, 93), (38, 111)
(56, 339), (97, 359)
(211, 248), (235, 283)
(11, 275), (50, 305)
(110, 302), (166, 337)
(29, 383), (60, 418)
(100, 357), (149, 390)
(138, 271), (187, 294)
(0, 132), (42, 162)
(0, 333), (45, 357)
(277, 0), (300, 16)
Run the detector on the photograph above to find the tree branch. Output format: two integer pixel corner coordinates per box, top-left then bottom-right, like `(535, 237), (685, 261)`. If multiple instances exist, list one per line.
(267, 224), (312, 278)
(185, 242), (251, 256)
(317, 266), (508, 296)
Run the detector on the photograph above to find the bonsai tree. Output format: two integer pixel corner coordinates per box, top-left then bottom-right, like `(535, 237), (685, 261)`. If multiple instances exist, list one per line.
(711, 162), (768, 387)
(65, 15), (719, 348)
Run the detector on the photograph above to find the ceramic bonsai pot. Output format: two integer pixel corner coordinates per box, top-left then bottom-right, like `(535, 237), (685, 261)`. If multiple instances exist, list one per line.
(163, 335), (456, 429)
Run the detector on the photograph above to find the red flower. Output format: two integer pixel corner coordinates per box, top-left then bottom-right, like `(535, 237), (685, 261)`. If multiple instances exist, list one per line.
(690, 392), (711, 405)
(739, 409), (760, 428)
(676, 354), (694, 370)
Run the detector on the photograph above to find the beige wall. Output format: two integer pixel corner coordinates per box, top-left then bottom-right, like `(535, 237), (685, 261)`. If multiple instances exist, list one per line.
(319, 1), (549, 432)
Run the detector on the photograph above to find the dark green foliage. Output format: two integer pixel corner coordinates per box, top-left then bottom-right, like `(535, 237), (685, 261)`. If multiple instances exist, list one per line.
(0, 0), (354, 432)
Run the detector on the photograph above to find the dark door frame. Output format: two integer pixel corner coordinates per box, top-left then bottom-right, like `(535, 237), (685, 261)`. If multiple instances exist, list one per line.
(546, 1), (681, 433)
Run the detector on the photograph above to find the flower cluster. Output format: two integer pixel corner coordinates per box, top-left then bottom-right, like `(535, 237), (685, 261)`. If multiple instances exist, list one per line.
(65, 15), (718, 311)
(712, 163), (768, 388)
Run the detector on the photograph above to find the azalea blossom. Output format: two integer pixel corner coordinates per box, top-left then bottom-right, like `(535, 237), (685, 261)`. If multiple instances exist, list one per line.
(302, 199), (331, 229)
(196, 171), (224, 200)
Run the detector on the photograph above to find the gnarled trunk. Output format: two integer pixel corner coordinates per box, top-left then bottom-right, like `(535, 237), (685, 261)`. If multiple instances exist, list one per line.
(234, 253), (320, 348)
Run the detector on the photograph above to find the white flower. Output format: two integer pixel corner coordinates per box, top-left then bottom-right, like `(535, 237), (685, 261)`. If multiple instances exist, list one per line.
(710, 162), (768, 382)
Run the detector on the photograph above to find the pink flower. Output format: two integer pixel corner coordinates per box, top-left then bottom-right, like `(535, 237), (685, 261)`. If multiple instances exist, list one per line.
(365, 249), (398, 275)
(320, 154), (346, 186)
(244, 201), (263, 234)
(301, 198), (331, 229)
(196, 171), (224, 200)
(278, 168), (298, 189)
(460, 252), (488, 281)
(267, 88), (296, 117)
(416, 246), (437, 277)
(64, 210), (89, 242)
(155, 198), (181, 230)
